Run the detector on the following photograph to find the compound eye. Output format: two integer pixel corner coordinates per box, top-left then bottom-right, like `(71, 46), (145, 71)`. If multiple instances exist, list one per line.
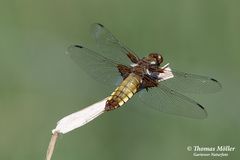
(148, 53), (163, 64)
(150, 52), (158, 56)
(158, 54), (163, 64)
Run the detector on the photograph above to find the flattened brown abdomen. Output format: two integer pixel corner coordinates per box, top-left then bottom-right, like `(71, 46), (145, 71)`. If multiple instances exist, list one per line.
(105, 73), (141, 111)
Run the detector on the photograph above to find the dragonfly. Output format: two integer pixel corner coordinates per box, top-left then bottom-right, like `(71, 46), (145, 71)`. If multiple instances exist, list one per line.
(67, 23), (222, 119)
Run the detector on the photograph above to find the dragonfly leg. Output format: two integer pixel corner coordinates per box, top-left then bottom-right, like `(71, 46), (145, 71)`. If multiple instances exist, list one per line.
(140, 75), (158, 89)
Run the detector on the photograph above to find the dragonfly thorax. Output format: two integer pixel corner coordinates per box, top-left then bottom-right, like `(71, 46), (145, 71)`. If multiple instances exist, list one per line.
(130, 53), (164, 78)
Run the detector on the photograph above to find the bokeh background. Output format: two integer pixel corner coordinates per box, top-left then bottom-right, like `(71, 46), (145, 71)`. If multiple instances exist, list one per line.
(0, 0), (239, 159)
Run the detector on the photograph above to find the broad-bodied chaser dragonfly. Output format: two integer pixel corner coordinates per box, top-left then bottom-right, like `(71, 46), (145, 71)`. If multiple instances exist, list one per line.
(67, 23), (221, 119)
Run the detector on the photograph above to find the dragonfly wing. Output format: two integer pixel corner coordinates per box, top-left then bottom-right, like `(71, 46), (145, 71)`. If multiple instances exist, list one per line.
(162, 69), (222, 94)
(67, 45), (122, 86)
(138, 84), (208, 119)
(90, 23), (139, 66)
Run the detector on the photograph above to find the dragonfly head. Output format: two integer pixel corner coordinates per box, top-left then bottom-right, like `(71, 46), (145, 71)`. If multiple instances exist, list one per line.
(147, 53), (163, 66)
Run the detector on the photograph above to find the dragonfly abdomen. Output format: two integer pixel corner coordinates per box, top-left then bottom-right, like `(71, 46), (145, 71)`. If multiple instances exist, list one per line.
(105, 73), (141, 111)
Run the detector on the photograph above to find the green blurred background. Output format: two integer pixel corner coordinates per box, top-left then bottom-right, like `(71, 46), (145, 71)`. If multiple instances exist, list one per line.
(0, 0), (239, 159)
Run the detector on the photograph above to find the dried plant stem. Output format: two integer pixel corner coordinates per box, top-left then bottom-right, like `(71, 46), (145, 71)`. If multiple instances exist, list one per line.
(45, 132), (59, 160)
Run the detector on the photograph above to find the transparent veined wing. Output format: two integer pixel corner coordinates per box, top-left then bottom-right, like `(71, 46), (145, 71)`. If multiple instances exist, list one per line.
(162, 69), (222, 94)
(67, 45), (123, 86)
(90, 23), (139, 66)
(138, 84), (208, 119)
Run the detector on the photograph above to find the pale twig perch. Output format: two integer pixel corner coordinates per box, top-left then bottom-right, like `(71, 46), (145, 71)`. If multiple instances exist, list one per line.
(45, 98), (107, 160)
(45, 132), (59, 160)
